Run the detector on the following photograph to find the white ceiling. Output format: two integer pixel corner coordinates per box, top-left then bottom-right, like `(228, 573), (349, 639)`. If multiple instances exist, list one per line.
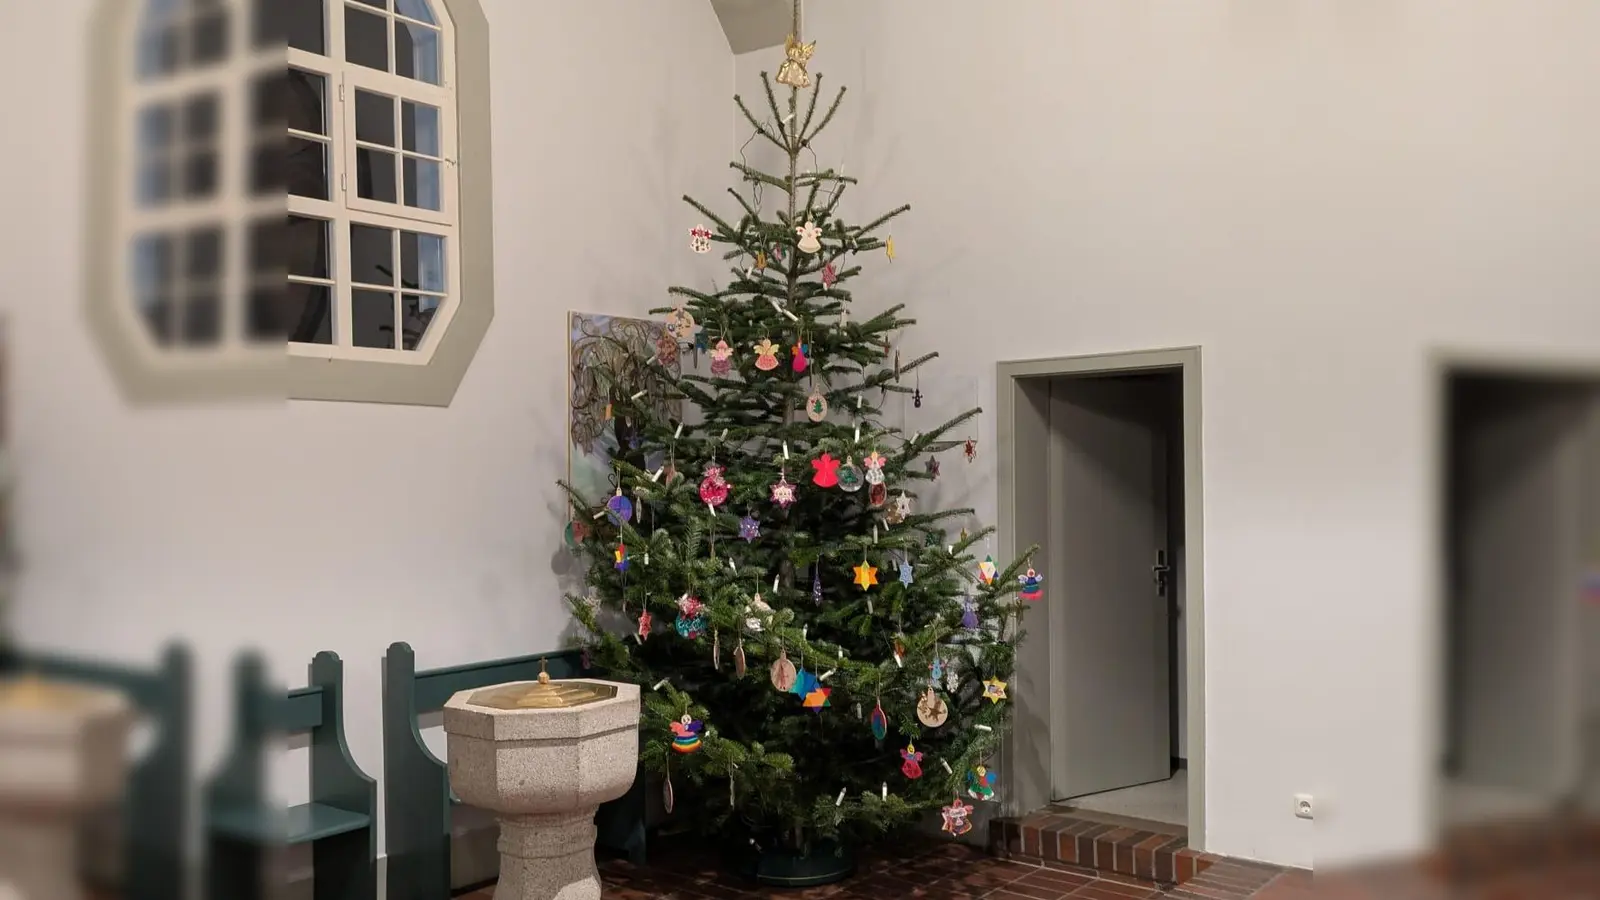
(709, 0), (793, 54)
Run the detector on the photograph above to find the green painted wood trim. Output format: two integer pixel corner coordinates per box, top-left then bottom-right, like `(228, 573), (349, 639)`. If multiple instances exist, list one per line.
(205, 651), (376, 900)
(0, 644), (191, 900)
(412, 648), (583, 713)
(284, 686), (325, 732)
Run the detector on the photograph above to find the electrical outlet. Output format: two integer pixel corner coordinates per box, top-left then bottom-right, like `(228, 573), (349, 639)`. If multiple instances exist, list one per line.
(1293, 794), (1314, 820)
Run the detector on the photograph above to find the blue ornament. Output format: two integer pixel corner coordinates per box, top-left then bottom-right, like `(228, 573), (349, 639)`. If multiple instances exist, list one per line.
(899, 560), (914, 586)
(738, 515), (761, 542)
(605, 491), (633, 525)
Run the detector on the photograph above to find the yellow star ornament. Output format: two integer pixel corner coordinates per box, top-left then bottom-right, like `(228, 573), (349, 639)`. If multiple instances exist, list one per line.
(982, 677), (1008, 704)
(885, 235), (896, 261)
(853, 560), (879, 590)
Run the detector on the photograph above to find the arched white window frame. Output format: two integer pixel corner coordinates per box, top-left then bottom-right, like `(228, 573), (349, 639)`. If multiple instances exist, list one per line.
(85, 0), (496, 406)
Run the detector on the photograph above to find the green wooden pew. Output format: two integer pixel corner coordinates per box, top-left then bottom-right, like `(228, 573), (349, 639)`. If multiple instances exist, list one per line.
(381, 641), (647, 900)
(206, 651), (377, 900)
(0, 642), (191, 900)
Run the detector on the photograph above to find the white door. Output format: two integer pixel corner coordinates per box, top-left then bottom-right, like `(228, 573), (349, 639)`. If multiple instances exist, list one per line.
(1048, 374), (1172, 799)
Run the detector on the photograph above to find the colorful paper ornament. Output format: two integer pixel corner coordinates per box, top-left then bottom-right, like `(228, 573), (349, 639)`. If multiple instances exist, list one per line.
(675, 595), (706, 639)
(771, 471), (798, 507)
(614, 544), (629, 572)
(899, 560), (914, 585)
(961, 596), (980, 631)
(670, 714), (703, 753)
(666, 306), (697, 341)
(637, 610), (653, 641)
(738, 514), (761, 542)
(1018, 568), (1044, 601)
(790, 668), (819, 697)
(656, 330), (679, 367)
(689, 225), (713, 254)
(853, 560), (879, 590)
(967, 766), (997, 801)
(774, 33), (815, 89)
(964, 437), (978, 463)
(862, 451), (887, 484)
(837, 458), (863, 493)
(915, 688), (949, 728)
(885, 235), (896, 261)
(868, 482), (887, 509)
(770, 650), (797, 692)
(605, 490), (633, 525)
(564, 518), (587, 549)
(802, 686), (831, 709)
(978, 555), (998, 585)
(699, 464), (730, 507)
(941, 798), (974, 837)
(811, 453), (841, 488)
(900, 741), (924, 779)
(930, 655), (943, 683)
(753, 338), (781, 371)
(792, 343), (809, 373)
(869, 701), (888, 741)
(821, 261), (837, 286)
(892, 493), (913, 522)
(755, 249), (767, 270)
(796, 220), (823, 254)
(982, 677), (1008, 704)
(925, 456), (940, 479)
(806, 390), (829, 422)
(709, 339), (734, 376)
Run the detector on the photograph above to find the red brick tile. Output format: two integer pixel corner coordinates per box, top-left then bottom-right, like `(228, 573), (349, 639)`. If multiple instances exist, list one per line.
(1062, 882), (1159, 900)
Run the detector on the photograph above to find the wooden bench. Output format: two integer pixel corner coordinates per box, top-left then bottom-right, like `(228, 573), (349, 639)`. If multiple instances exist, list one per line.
(0, 642), (191, 900)
(206, 650), (376, 900)
(381, 641), (647, 900)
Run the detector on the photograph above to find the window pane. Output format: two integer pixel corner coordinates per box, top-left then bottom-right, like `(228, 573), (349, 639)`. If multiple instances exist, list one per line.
(182, 149), (218, 198)
(138, 161), (173, 206)
(402, 157), (440, 210)
(400, 101), (438, 155)
(185, 227), (222, 280)
(349, 224), (393, 285)
(286, 137), (326, 199)
(137, 27), (180, 79)
(181, 292), (221, 344)
(399, 231), (444, 292)
(352, 290), (396, 348)
(183, 93), (218, 141)
(139, 105), (175, 151)
(400, 294), (440, 350)
(284, 0), (325, 55)
(132, 234), (177, 294)
(356, 149), (397, 203)
(284, 69), (325, 134)
(345, 7), (389, 72)
(395, 21), (440, 84)
(249, 217), (283, 278)
(395, 0), (435, 25)
(191, 10), (228, 66)
(287, 216), (329, 280)
(354, 90), (395, 146)
(139, 294), (177, 345)
(280, 283), (333, 344)
(351, 0), (386, 7)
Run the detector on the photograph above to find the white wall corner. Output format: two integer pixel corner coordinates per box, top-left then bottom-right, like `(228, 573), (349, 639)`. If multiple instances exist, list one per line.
(710, 0), (792, 53)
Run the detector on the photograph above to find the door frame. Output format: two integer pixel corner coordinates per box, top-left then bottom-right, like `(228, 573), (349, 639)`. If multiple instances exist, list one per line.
(1427, 348), (1600, 837)
(996, 346), (1207, 850)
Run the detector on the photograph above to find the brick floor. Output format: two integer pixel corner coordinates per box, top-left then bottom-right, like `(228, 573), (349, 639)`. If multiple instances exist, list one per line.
(451, 839), (1600, 899)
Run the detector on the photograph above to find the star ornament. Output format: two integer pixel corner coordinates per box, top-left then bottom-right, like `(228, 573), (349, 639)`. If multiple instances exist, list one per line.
(738, 515), (761, 542)
(770, 472), (798, 507)
(802, 686), (832, 710)
(853, 559), (879, 590)
(811, 452), (841, 488)
(614, 544), (629, 571)
(982, 677), (1008, 704)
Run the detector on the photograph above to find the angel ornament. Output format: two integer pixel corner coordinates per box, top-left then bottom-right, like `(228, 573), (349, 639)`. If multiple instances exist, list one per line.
(796, 220), (823, 254)
(774, 33), (816, 89)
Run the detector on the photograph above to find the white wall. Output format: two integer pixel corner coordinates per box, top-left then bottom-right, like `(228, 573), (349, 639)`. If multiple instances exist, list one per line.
(740, 0), (1600, 869)
(2, 0), (732, 858)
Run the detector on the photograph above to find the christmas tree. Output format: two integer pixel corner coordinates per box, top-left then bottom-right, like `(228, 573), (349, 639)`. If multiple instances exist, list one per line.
(562, 18), (1037, 858)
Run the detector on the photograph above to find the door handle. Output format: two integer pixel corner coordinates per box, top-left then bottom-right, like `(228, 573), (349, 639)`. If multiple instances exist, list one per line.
(1152, 551), (1171, 596)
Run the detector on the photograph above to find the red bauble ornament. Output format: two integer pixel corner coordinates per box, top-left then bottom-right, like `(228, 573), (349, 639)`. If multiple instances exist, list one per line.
(699, 463), (731, 507)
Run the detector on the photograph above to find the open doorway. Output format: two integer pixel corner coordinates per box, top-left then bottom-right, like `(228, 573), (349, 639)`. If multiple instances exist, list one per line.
(1438, 365), (1600, 831)
(998, 348), (1205, 848)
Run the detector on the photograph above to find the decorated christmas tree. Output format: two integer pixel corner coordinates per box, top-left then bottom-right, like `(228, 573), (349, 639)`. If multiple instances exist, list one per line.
(562, 13), (1038, 865)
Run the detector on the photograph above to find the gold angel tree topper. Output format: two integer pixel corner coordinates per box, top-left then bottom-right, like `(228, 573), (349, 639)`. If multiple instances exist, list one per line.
(774, 33), (816, 88)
